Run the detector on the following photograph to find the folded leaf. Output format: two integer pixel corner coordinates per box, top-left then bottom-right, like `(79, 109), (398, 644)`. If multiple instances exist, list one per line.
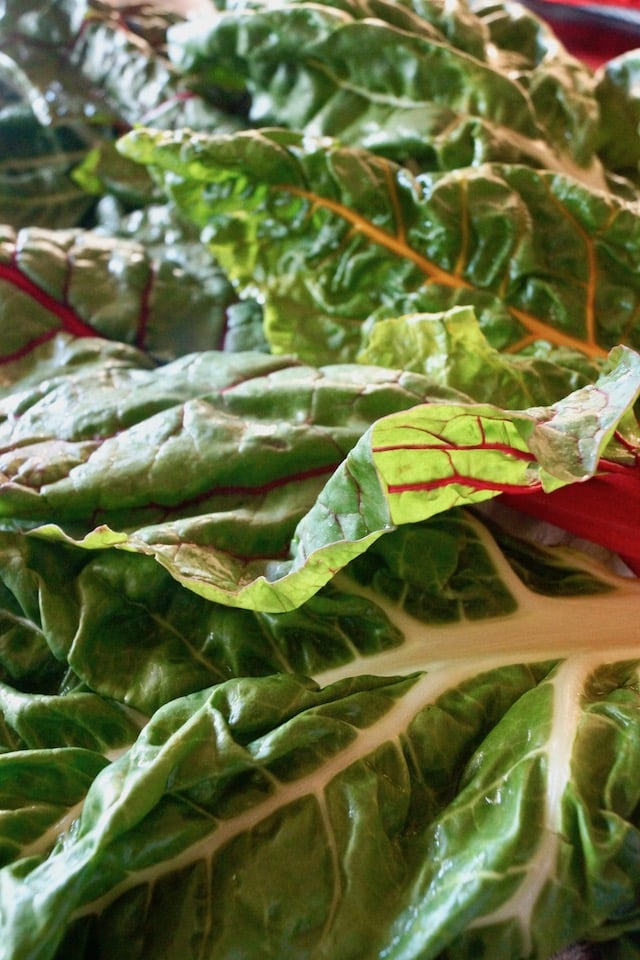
(3, 500), (637, 714)
(3, 340), (635, 611)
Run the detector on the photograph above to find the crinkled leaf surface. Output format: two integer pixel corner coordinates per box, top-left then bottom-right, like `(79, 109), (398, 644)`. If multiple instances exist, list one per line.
(119, 126), (640, 365)
(358, 305), (600, 408)
(0, 54), (96, 229)
(0, 682), (141, 758)
(595, 49), (640, 181)
(1, 1), (640, 958)
(68, 1), (243, 133)
(468, 0), (601, 163)
(92, 202), (269, 355)
(2, 501), (637, 714)
(0, 0), (245, 234)
(1, 0), (240, 135)
(1, 456), (639, 958)
(0, 224), (248, 365)
(0, 335), (458, 608)
(168, 0), (602, 175)
(1, 338), (636, 611)
(0, 748), (110, 873)
(2, 649), (640, 960)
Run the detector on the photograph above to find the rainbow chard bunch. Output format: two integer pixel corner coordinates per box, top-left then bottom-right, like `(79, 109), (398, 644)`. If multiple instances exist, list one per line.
(1, 2), (640, 959)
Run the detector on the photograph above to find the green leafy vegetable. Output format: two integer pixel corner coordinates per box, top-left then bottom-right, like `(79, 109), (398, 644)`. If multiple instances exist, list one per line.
(357, 305), (599, 408)
(0, 53), (97, 229)
(3, 654), (640, 960)
(0, 223), (249, 363)
(119, 126), (640, 364)
(2, 0), (640, 958)
(595, 49), (640, 181)
(168, 0), (602, 174)
(1, 335), (636, 610)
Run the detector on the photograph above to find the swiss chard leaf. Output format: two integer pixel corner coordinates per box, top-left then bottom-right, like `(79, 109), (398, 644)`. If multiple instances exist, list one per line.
(469, 0), (601, 166)
(595, 49), (640, 182)
(0, 683), (141, 756)
(119, 126), (640, 365)
(0, 337), (458, 549)
(358, 305), (600, 408)
(0, 55), (97, 229)
(0, 0), (245, 233)
(1, 2), (640, 958)
(93, 202), (269, 356)
(4, 503), (636, 715)
(0, 224), (249, 365)
(0, 532), (88, 694)
(68, 1), (242, 132)
(2, 656), (640, 959)
(0, 748), (109, 871)
(1, 339), (634, 611)
(168, 0), (602, 175)
(0, 0), (238, 135)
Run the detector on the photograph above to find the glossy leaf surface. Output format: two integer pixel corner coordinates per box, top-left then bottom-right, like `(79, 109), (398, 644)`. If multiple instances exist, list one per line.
(120, 127), (640, 364)
(0, 338), (635, 610)
(2, 1), (640, 958)
(169, 0), (601, 174)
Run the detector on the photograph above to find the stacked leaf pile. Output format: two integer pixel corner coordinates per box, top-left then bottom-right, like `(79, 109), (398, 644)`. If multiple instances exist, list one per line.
(1, 1), (640, 957)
